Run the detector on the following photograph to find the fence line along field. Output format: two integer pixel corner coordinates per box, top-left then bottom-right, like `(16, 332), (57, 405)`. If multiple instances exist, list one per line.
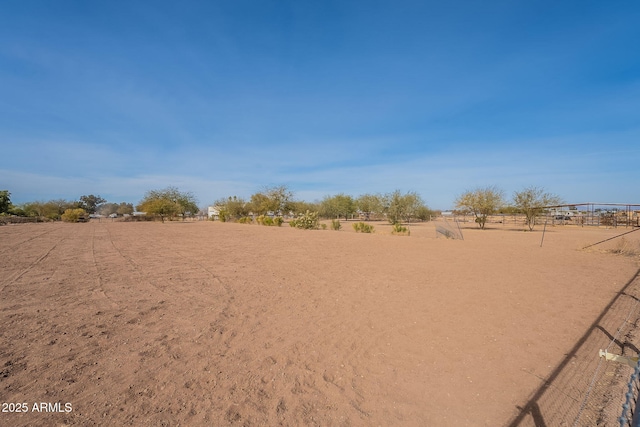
(1, 220), (639, 426)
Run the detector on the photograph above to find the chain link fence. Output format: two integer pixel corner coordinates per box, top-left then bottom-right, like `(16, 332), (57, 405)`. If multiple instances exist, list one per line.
(508, 269), (640, 427)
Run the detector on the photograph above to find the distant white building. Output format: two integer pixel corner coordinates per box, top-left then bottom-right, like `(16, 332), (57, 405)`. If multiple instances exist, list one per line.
(207, 206), (220, 220)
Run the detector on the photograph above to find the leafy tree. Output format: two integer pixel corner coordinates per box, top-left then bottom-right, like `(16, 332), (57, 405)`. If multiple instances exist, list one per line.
(79, 194), (106, 214)
(116, 202), (134, 215)
(249, 185), (293, 216)
(136, 187), (198, 222)
(455, 186), (505, 229)
(248, 192), (270, 215)
(290, 200), (319, 215)
(20, 202), (44, 218)
(319, 193), (355, 220)
(50, 199), (75, 218)
(61, 208), (87, 223)
(384, 190), (427, 224)
(0, 190), (11, 214)
(214, 196), (249, 221)
(137, 197), (178, 222)
(415, 205), (435, 221)
(356, 193), (383, 220)
(173, 190), (199, 218)
(513, 186), (563, 231)
(8, 205), (26, 216)
(4, 196), (102, 220)
(15, 199), (76, 220)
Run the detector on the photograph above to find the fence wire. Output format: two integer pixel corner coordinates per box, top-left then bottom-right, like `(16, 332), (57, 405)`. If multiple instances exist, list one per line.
(434, 216), (464, 240)
(509, 270), (640, 427)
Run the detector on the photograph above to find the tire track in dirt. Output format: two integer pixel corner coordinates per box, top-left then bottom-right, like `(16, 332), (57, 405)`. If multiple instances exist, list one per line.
(88, 226), (123, 312)
(58, 223), (248, 426)
(90, 224), (174, 313)
(0, 237), (65, 293)
(96, 224), (332, 424)
(0, 224), (63, 257)
(99, 224), (236, 319)
(90, 222), (239, 360)
(101, 224), (231, 302)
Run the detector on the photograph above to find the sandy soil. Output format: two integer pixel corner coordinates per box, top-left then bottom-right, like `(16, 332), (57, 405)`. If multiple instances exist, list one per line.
(1, 220), (639, 426)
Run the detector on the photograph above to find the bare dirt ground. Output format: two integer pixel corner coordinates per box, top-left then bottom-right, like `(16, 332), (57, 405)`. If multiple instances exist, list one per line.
(1, 220), (639, 426)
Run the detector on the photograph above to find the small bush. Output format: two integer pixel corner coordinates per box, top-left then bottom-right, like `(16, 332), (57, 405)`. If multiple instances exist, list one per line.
(256, 215), (281, 226)
(290, 210), (320, 230)
(392, 223), (410, 236)
(608, 238), (640, 257)
(61, 208), (87, 223)
(321, 223), (327, 230)
(219, 210), (229, 222)
(331, 219), (341, 231)
(238, 216), (253, 224)
(353, 222), (374, 233)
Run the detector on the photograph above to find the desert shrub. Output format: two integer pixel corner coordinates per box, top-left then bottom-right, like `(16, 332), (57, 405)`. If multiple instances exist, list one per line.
(256, 215), (280, 226)
(290, 210), (320, 230)
(61, 208), (87, 223)
(392, 223), (410, 236)
(238, 216), (253, 224)
(353, 222), (374, 233)
(219, 209), (229, 222)
(321, 223), (327, 230)
(608, 238), (640, 257)
(331, 219), (341, 231)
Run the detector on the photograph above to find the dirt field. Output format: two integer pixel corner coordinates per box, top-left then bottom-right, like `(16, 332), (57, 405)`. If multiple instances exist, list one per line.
(1, 220), (639, 426)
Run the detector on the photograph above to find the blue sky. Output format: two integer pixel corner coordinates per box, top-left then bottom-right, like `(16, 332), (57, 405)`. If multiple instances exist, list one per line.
(1, 1), (639, 210)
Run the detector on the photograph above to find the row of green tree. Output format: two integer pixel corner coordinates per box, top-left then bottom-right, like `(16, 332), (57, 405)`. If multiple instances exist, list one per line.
(1, 185), (562, 230)
(0, 191), (134, 220)
(135, 187), (199, 223)
(455, 185), (563, 230)
(213, 186), (435, 224)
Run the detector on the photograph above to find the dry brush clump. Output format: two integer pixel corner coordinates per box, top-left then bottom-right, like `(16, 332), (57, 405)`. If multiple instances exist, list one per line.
(353, 222), (374, 233)
(256, 215), (283, 226)
(607, 238), (640, 258)
(391, 223), (410, 236)
(583, 237), (640, 258)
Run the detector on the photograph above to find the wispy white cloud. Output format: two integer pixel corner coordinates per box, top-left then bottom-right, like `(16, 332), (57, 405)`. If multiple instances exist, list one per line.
(2, 1), (639, 211)
(3, 125), (639, 209)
